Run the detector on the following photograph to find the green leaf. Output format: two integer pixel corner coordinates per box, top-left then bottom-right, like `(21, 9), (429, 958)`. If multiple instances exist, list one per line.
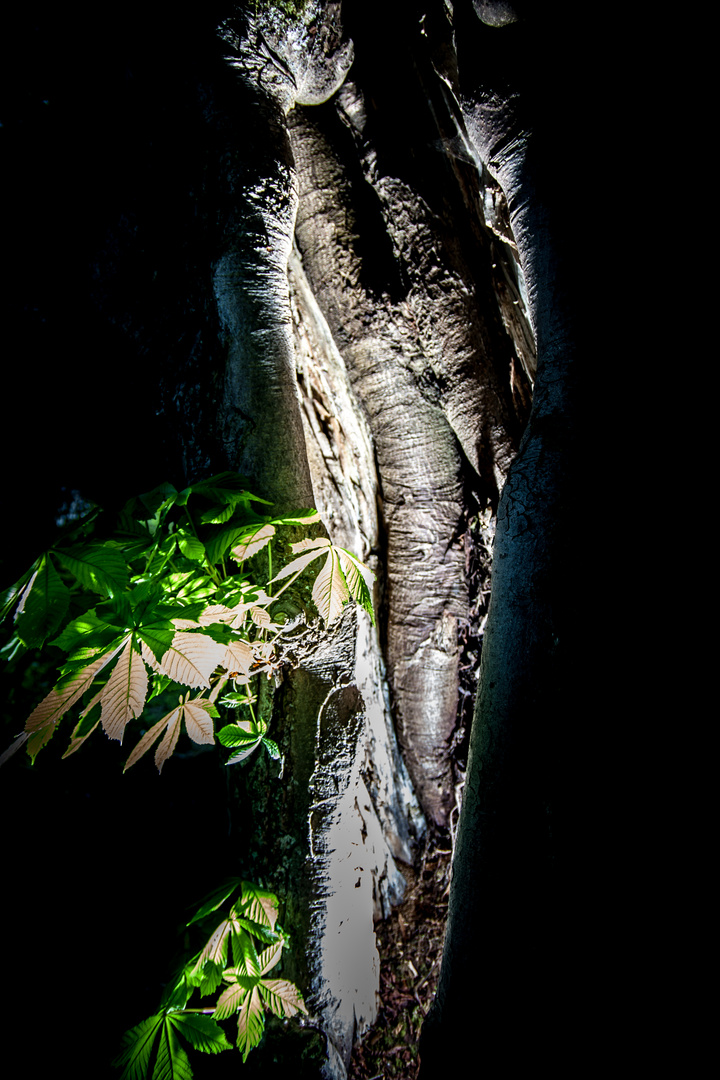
(152, 1018), (193, 1080)
(217, 723), (263, 748)
(198, 502), (237, 525)
(54, 542), (130, 598)
(230, 928), (261, 976)
(270, 508), (322, 525)
(136, 623), (176, 665)
(138, 482), (179, 518)
(159, 968), (194, 1012)
(1, 563), (37, 623)
(169, 1013), (232, 1055)
(186, 879), (243, 926)
(51, 608), (121, 656)
(183, 473), (271, 508)
(176, 529), (205, 563)
(261, 737), (281, 760)
(14, 555), (71, 648)
(218, 691), (257, 708)
(338, 549), (376, 625)
(198, 960), (225, 997)
(113, 1014), (164, 1080)
(204, 524), (263, 566)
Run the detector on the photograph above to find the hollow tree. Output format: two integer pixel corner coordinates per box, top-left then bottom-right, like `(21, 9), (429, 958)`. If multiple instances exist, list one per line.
(0, 1), (601, 1076)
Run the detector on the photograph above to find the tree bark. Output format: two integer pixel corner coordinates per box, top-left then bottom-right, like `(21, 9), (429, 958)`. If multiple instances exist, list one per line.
(3, 3), (585, 1077)
(419, 4), (599, 1070)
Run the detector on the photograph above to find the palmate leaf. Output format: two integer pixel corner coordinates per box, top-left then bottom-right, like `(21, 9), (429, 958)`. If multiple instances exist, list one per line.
(51, 607), (121, 657)
(204, 521), (267, 566)
(124, 711), (176, 772)
(155, 712), (182, 772)
(221, 639), (254, 678)
(181, 698), (216, 744)
(217, 719), (265, 748)
(1, 564), (36, 623)
(137, 623), (177, 666)
(138, 481), (179, 518)
(225, 739), (263, 766)
(62, 699), (101, 758)
(197, 916), (235, 971)
(261, 736), (281, 760)
(151, 1018), (193, 1080)
(14, 555), (71, 648)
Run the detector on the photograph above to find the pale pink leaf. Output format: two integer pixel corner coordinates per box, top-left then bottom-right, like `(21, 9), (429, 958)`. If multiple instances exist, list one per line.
(100, 639), (149, 743)
(312, 549), (349, 626)
(155, 709), (182, 772)
(213, 981), (248, 1021)
(199, 919), (233, 968)
(269, 545), (327, 584)
(259, 979), (307, 1019)
(62, 717), (100, 760)
(249, 607), (271, 629)
(14, 569), (39, 617)
(183, 699), (215, 745)
(230, 523), (275, 563)
(223, 639), (254, 677)
(158, 631), (227, 688)
(25, 643), (124, 736)
(236, 986), (264, 1061)
(171, 617), (203, 630)
(289, 536), (330, 555)
(198, 605), (237, 626)
(258, 940), (284, 977)
(0, 733), (29, 768)
(123, 710), (177, 772)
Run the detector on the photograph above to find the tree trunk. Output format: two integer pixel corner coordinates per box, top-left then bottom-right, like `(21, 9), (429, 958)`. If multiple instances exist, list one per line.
(2, 3), (595, 1077)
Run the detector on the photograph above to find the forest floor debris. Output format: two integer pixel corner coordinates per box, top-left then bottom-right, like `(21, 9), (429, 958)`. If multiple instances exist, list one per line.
(348, 836), (452, 1080)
